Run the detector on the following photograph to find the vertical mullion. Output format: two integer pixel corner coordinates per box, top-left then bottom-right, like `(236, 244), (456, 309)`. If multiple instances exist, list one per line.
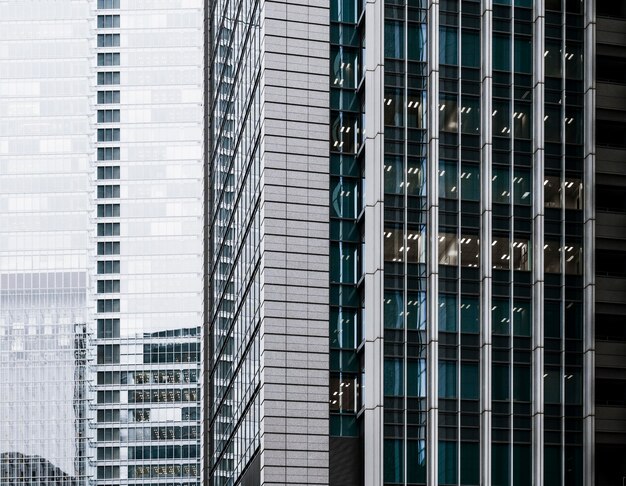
(426, 0), (440, 484)
(480, 0), (493, 485)
(531, 0), (546, 485)
(582, 0), (596, 484)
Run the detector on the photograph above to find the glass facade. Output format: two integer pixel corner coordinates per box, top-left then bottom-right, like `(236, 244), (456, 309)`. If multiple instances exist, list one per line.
(208, 0), (262, 484)
(0, 1), (92, 483)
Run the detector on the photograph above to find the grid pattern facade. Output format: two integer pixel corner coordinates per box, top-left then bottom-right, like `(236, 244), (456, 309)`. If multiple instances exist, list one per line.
(328, 0), (595, 485)
(207, 0), (262, 483)
(0, 1), (93, 483)
(92, 1), (204, 484)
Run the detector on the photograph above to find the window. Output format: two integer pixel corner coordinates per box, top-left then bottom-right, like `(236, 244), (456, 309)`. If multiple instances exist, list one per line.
(97, 299), (120, 312)
(514, 37), (532, 73)
(97, 185), (120, 198)
(98, 128), (120, 142)
(98, 147), (120, 160)
(385, 21), (404, 59)
(408, 23), (426, 62)
(330, 0), (358, 23)
(97, 345), (120, 364)
(384, 291), (404, 329)
(492, 364), (510, 401)
(98, 109), (120, 123)
(97, 33), (120, 47)
(493, 34), (511, 71)
(439, 294), (457, 332)
(492, 298), (510, 335)
(461, 363), (479, 399)
(513, 366), (531, 401)
(461, 30), (480, 68)
(513, 103), (531, 139)
(97, 260), (120, 274)
(384, 439), (404, 483)
(97, 318), (120, 338)
(461, 296), (479, 333)
(407, 359), (427, 397)
(98, 166), (120, 180)
(97, 222), (120, 236)
(439, 361), (457, 398)
(329, 374), (358, 412)
(98, 203), (120, 217)
(439, 160), (458, 199)
(384, 359), (403, 396)
(460, 97), (480, 134)
(384, 89), (404, 127)
(98, 241), (120, 255)
(597, 0), (626, 18)
(597, 55), (626, 84)
(330, 307), (357, 348)
(98, 0), (120, 8)
(513, 168), (531, 204)
(98, 53), (120, 66)
(439, 441), (458, 485)
(330, 242), (359, 283)
(597, 120), (626, 149)
(440, 94), (458, 132)
(545, 40), (562, 77)
(438, 233), (458, 267)
(493, 166), (510, 204)
(440, 27), (458, 65)
(97, 15), (120, 28)
(98, 71), (120, 85)
(98, 90), (120, 104)
(97, 280), (120, 293)
(596, 185), (626, 212)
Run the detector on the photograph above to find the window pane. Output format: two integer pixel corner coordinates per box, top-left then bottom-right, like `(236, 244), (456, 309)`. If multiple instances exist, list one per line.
(493, 166), (511, 204)
(439, 160), (458, 199)
(440, 27), (458, 65)
(545, 40), (562, 77)
(384, 439), (404, 483)
(440, 94), (459, 132)
(408, 23), (426, 62)
(461, 96), (480, 134)
(407, 440), (427, 483)
(438, 233), (459, 267)
(493, 364), (510, 401)
(439, 294), (458, 332)
(461, 363), (479, 399)
(514, 37), (532, 73)
(384, 359), (403, 396)
(407, 359), (427, 397)
(513, 168), (531, 205)
(461, 296), (479, 333)
(493, 34), (511, 71)
(513, 366), (531, 401)
(407, 291), (427, 330)
(460, 163), (480, 201)
(492, 298), (510, 335)
(439, 361), (457, 398)
(384, 291), (404, 329)
(385, 21), (404, 59)
(461, 30), (480, 68)
(439, 441), (458, 485)
(384, 156), (404, 195)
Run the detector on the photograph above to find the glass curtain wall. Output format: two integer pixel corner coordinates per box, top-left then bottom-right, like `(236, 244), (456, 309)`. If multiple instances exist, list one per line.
(329, 0), (365, 440)
(382, 1), (429, 484)
(208, 0), (262, 484)
(543, 0), (585, 484)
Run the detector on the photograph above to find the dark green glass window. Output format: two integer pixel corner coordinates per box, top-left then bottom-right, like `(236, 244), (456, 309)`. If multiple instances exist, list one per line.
(513, 300), (531, 336)
(439, 160), (458, 199)
(384, 439), (404, 483)
(331, 0), (358, 23)
(545, 105), (562, 143)
(493, 166), (511, 204)
(407, 158), (426, 196)
(385, 89), (405, 127)
(460, 163), (480, 201)
(407, 291), (427, 330)
(439, 441), (458, 485)
(331, 46), (359, 89)
(513, 103), (532, 140)
(408, 359), (427, 397)
(408, 23), (426, 62)
(384, 291), (404, 329)
(461, 96), (480, 134)
(461, 296), (479, 333)
(565, 368), (582, 404)
(439, 361), (457, 398)
(492, 443), (510, 486)
(545, 40), (562, 77)
(513, 168), (531, 205)
(330, 308), (357, 348)
(439, 294), (458, 332)
(566, 43), (583, 80)
(514, 37), (532, 73)
(461, 363), (479, 399)
(407, 440), (427, 483)
(545, 446), (562, 485)
(493, 99), (511, 136)
(513, 365), (531, 401)
(330, 243), (359, 284)
(385, 156), (404, 195)
(544, 367), (561, 404)
(514, 445), (531, 486)
(384, 359), (404, 396)
(492, 298), (510, 335)
(544, 301), (561, 338)
(461, 442), (480, 485)
(331, 177), (359, 219)
(493, 34), (511, 71)
(385, 21), (405, 59)
(492, 364), (510, 401)
(440, 27), (458, 65)
(461, 30), (480, 68)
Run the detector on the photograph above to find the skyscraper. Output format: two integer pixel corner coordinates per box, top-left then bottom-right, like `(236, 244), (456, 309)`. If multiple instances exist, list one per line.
(207, 0), (595, 485)
(1, 0), (205, 484)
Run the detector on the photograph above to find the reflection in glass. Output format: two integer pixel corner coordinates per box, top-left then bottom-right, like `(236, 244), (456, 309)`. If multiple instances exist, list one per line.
(331, 46), (360, 89)
(440, 94), (458, 132)
(512, 239), (531, 271)
(462, 30), (480, 68)
(331, 177), (360, 219)
(385, 89), (404, 127)
(460, 236), (480, 268)
(439, 233), (459, 266)
(330, 375), (359, 412)
(492, 237), (511, 270)
(440, 27), (458, 65)
(439, 294), (458, 332)
(440, 161), (458, 199)
(331, 112), (360, 153)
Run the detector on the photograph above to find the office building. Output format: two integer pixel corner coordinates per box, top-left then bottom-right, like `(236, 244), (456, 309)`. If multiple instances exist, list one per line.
(594, 0), (626, 485)
(1, 0), (205, 484)
(93, 0), (204, 484)
(207, 0), (595, 485)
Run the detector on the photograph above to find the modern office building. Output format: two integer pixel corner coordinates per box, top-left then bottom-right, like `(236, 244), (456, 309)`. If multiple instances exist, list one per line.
(0, 1), (92, 483)
(1, 0), (205, 484)
(207, 0), (596, 485)
(594, 1), (626, 485)
(93, 0), (204, 485)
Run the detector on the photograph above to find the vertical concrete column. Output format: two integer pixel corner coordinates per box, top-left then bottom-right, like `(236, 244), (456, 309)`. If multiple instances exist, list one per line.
(531, 2), (546, 485)
(479, 2), (493, 484)
(582, 0), (596, 484)
(363, 1), (385, 485)
(426, 1), (440, 484)
(258, 1), (330, 484)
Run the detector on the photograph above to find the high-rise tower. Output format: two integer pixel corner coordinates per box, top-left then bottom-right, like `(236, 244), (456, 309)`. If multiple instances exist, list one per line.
(207, 0), (596, 485)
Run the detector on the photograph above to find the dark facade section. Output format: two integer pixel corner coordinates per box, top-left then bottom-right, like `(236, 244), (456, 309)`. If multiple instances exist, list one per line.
(329, 437), (362, 486)
(595, 1), (626, 485)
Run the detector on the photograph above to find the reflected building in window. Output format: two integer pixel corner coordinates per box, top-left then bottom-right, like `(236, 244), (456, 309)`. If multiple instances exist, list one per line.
(207, 0), (595, 485)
